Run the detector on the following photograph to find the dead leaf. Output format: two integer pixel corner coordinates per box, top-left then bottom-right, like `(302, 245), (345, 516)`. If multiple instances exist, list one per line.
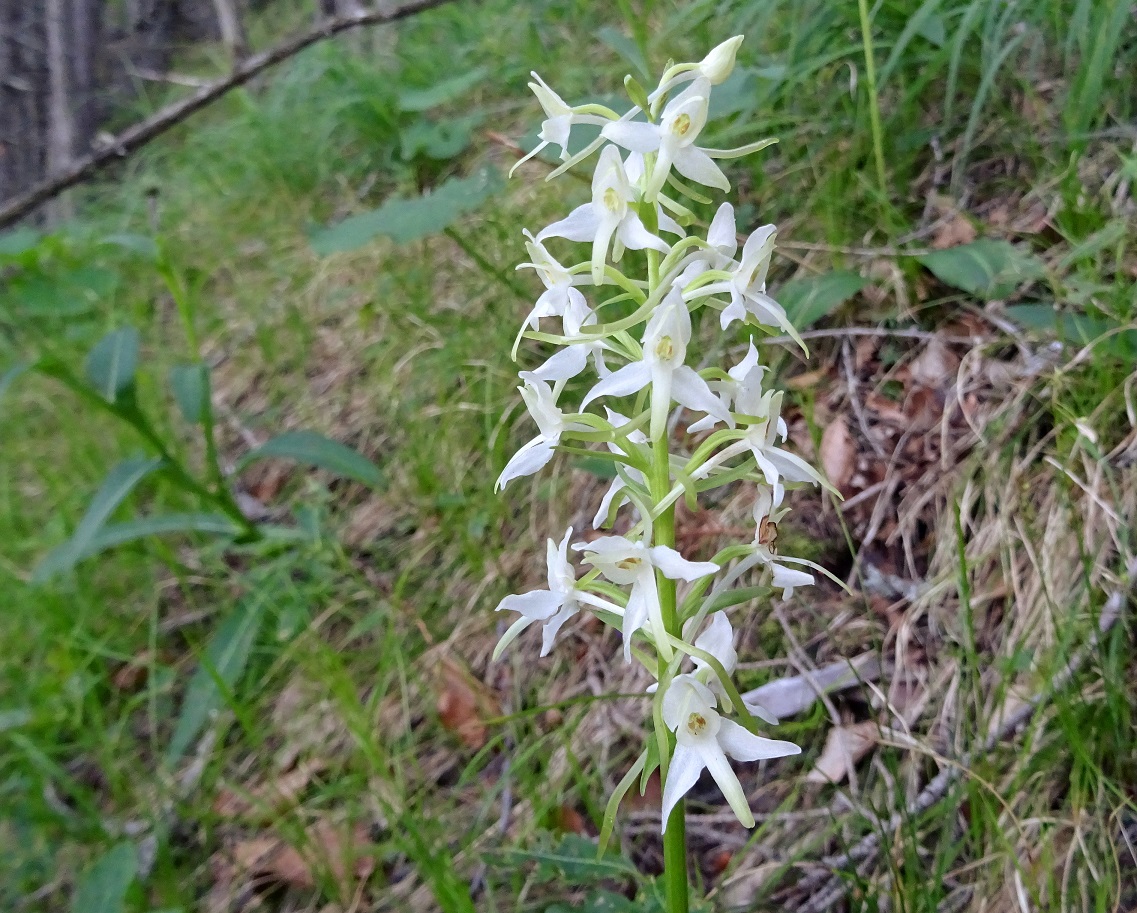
(231, 819), (374, 895)
(909, 339), (960, 390)
(820, 417), (855, 491)
(932, 212), (977, 249)
(436, 657), (501, 750)
(742, 654), (882, 719)
(214, 760), (325, 823)
(806, 721), (879, 784)
(343, 498), (398, 548)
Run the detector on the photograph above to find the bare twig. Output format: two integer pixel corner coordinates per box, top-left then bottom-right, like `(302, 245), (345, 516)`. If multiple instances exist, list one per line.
(0, 0), (457, 227)
(794, 560), (1135, 912)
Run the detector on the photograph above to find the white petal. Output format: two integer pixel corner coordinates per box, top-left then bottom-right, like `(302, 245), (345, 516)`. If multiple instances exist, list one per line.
(537, 204), (600, 243)
(580, 361), (652, 409)
(742, 698), (781, 727)
(694, 612), (737, 672)
(573, 534), (637, 557)
(707, 203), (738, 258)
(657, 206), (685, 238)
(673, 146), (730, 191)
(764, 447), (825, 485)
(772, 564), (814, 600)
(719, 295), (747, 330)
(661, 742), (707, 833)
(621, 580), (650, 662)
(700, 737), (755, 827)
(539, 601), (579, 656)
(593, 476), (627, 529)
(531, 344), (589, 383)
(671, 365), (733, 426)
(662, 674), (717, 730)
(616, 213), (670, 253)
(718, 718), (801, 761)
(495, 438), (556, 490)
(601, 120), (662, 153)
(495, 588), (565, 621)
(648, 544), (719, 581)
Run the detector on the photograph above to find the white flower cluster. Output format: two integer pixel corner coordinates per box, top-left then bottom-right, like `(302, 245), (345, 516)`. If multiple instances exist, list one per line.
(494, 37), (831, 833)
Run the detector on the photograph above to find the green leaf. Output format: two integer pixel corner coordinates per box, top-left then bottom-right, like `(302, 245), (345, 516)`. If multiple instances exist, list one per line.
(0, 226), (41, 258)
(71, 842), (137, 913)
(1004, 303), (1137, 356)
(34, 457), (164, 582)
(917, 240), (1045, 300)
(779, 271), (866, 329)
(101, 232), (160, 260)
(40, 513), (239, 577)
(309, 168), (502, 253)
(0, 362), (29, 405)
(170, 362), (210, 424)
(397, 66), (488, 112)
(239, 430), (383, 487)
(506, 835), (639, 882)
(595, 26), (649, 79)
(400, 113), (485, 161)
(85, 327), (141, 402)
(166, 589), (271, 764)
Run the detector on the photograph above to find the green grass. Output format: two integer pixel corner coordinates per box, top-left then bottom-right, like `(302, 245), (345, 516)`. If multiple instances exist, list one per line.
(2, 0), (1135, 910)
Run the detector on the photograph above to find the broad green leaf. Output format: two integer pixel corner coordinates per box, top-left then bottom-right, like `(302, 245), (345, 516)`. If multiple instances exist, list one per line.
(101, 232), (160, 260)
(707, 66), (784, 120)
(309, 168), (502, 254)
(917, 240), (1045, 300)
(170, 362), (210, 424)
(575, 456), (619, 480)
(166, 590), (271, 764)
(779, 271), (866, 329)
(71, 842), (137, 913)
(505, 834), (639, 882)
(0, 226), (40, 258)
(239, 430), (382, 487)
(39, 513), (238, 577)
(400, 113), (485, 161)
(85, 327), (141, 402)
(9, 267), (118, 316)
(397, 67), (488, 112)
(34, 457), (164, 582)
(1004, 303), (1137, 357)
(595, 26), (649, 79)
(0, 708), (32, 731)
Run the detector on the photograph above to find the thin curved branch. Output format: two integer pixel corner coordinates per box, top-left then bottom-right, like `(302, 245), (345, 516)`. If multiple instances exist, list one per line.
(0, 0), (458, 228)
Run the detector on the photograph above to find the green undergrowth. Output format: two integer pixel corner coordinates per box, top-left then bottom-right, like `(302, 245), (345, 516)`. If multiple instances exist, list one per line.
(1, 0), (1134, 910)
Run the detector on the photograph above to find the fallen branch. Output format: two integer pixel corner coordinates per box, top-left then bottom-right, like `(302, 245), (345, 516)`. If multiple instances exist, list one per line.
(794, 558), (1136, 913)
(0, 0), (457, 228)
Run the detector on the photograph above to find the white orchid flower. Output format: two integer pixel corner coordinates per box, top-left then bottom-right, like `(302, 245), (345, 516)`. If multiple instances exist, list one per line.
(530, 294), (611, 383)
(602, 78), (728, 200)
(517, 230), (590, 332)
(651, 36), (744, 105)
(509, 73), (614, 175)
(593, 409), (648, 528)
(496, 374), (589, 491)
(687, 336), (760, 433)
(574, 535), (718, 662)
(580, 287), (731, 441)
(689, 612), (778, 724)
(660, 673), (799, 832)
(684, 225), (805, 349)
(750, 490), (815, 599)
(493, 527), (619, 659)
(538, 145), (670, 285)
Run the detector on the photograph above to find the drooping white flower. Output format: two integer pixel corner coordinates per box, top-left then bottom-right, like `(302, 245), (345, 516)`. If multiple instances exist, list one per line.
(493, 528), (581, 658)
(530, 294), (612, 383)
(750, 489), (815, 599)
(660, 674), (799, 832)
(689, 612), (778, 724)
(574, 535), (718, 662)
(495, 374), (589, 491)
(651, 36), (745, 104)
(686, 336), (760, 433)
(509, 73), (613, 175)
(516, 230), (590, 332)
(580, 287), (731, 441)
(602, 78), (728, 200)
(538, 145), (669, 285)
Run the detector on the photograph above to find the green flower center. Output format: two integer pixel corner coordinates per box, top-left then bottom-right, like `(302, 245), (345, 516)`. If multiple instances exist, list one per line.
(672, 112), (692, 137)
(654, 335), (675, 360)
(602, 187), (622, 212)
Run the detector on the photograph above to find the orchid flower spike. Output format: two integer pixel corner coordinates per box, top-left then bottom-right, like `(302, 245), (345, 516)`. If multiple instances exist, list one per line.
(660, 674), (799, 832)
(580, 287), (730, 441)
(574, 536), (718, 662)
(603, 77), (728, 201)
(538, 145), (669, 284)
(509, 73), (613, 175)
(687, 336), (760, 433)
(495, 374), (588, 490)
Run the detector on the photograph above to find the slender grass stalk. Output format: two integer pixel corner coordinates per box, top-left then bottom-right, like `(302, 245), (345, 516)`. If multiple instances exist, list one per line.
(856, 0), (888, 202)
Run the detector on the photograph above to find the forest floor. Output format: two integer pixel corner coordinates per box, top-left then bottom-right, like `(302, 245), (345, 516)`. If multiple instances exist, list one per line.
(1, 1), (1135, 911)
